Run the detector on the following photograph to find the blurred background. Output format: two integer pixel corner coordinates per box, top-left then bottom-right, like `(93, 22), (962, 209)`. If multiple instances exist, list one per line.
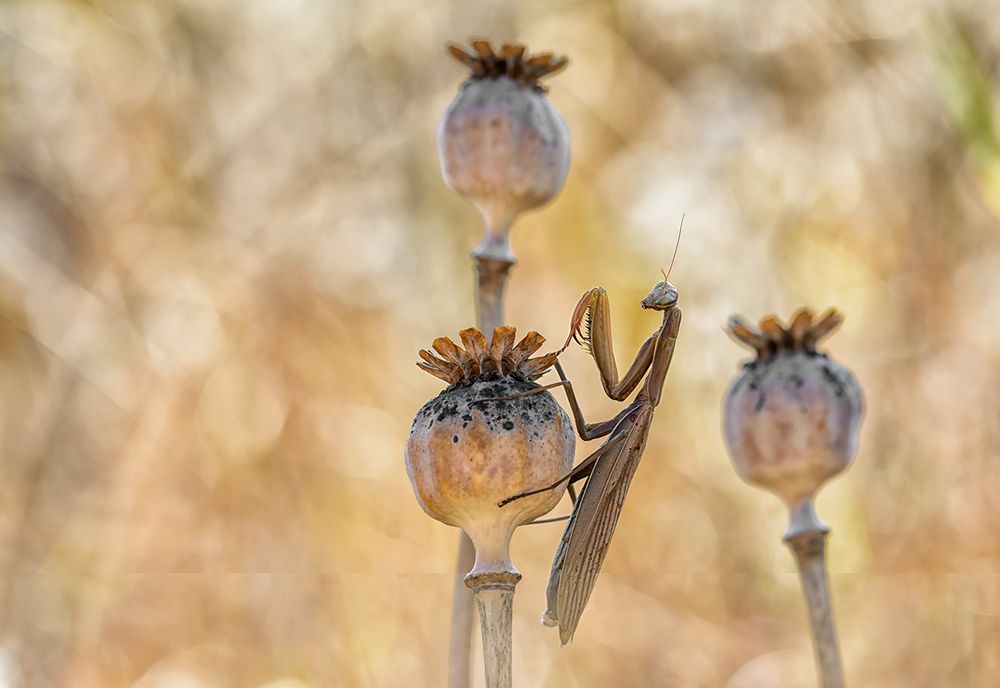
(1, 0), (998, 686)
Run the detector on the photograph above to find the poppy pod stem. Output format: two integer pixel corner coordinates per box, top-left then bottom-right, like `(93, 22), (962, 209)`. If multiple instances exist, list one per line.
(466, 570), (522, 688)
(472, 199), (517, 263)
(472, 221), (515, 264)
(475, 256), (515, 334)
(784, 500), (844, 688)
(786, 530), (844, 688)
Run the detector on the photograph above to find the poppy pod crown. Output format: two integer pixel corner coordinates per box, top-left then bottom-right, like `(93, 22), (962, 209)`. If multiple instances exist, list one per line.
(728, 307), (843, 362)
(417, 325), (560, 387)
(446, 39), (568, 91)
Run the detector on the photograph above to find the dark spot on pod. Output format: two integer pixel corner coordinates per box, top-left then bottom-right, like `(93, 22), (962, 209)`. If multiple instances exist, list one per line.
(453, 435), (459, 443)
(730, 374), (749, 396)
(821, 365), (847, 397)
(502, 420), (515, 431)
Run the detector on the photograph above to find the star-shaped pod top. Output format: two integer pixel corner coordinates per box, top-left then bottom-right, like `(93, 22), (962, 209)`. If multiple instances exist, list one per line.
(417, 326), (561, 386)
(727, 308), (843, 363)
(446, 38), (568, 91)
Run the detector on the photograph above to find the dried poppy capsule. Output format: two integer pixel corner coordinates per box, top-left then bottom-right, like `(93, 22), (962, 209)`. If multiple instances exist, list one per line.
(439, 38), (570, 263)
(723, 308), (863, 688)
(406, 325), (574, 580)
(722, 308), (863, 531)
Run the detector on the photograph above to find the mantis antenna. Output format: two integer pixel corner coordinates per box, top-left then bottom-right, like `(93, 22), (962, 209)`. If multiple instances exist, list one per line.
(663, 213), (685, 281)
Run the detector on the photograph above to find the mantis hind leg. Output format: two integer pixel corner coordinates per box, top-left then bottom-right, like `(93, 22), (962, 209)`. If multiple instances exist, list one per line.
(522, 483), (578, 526)
(497, 431), (626, 508)
(468, 380), (569, 405)
(469, 366), (628, 442)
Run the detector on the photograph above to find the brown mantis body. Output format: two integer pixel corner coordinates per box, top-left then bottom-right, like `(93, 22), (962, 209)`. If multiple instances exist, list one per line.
(498, 277), (682, 644)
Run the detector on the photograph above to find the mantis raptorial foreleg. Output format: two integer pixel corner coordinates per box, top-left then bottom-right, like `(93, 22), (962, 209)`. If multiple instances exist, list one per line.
(568, 287), (659, 401)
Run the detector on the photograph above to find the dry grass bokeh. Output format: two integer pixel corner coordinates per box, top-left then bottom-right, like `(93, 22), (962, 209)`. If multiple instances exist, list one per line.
(1, 1), (999, 686)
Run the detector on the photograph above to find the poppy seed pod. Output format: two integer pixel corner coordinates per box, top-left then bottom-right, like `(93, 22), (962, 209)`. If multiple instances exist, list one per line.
(406, 326), (574, 580)
(439, 38), (570, 263)
(723, 308), (862, 688)
(722, 308), (863, 537)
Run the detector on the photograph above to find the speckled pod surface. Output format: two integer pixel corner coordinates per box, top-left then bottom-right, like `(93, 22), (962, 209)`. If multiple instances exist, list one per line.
(407, 377), (574, 576)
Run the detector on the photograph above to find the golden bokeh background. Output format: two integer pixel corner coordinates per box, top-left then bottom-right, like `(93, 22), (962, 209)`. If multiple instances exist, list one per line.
(1, 1), (999, 686)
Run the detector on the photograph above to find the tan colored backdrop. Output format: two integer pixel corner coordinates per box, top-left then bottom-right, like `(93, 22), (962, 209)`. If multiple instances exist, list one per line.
(0, 1), (998, 686)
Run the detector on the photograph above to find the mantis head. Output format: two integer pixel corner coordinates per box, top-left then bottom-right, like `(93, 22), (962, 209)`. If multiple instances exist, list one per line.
(641, 216), (683, 311)
(641, 278), (678, 311)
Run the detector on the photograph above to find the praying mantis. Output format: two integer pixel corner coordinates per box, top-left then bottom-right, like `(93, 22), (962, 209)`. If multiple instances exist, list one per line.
(494, 270), (682, 644)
